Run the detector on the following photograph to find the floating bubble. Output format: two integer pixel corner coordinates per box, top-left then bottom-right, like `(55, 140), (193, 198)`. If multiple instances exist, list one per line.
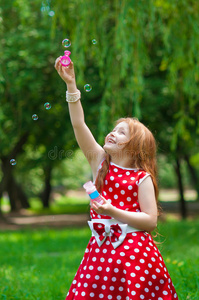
(48, 10), (55, 17)
(32, 114), (38, 121)
(10, 159), (16, 166)
(84, 84), (92, 92)
(92, 39), (97, 45)
(62, 39), (71, 48)
(44, 102), (51, 110)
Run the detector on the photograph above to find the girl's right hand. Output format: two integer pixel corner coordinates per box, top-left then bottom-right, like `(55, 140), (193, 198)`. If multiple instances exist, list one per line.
(54, 56), (76, 87)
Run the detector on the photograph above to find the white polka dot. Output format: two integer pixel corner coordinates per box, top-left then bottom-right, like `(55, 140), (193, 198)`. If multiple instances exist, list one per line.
(117, 259), (121, 264)
(126, 171), (130, 175)
(84, 283), (88, 287)
(130, 273), (136, 277)
(89, 265), (94, 270)
(146, 247), (151, 251)
(110, 286), (114, 291)
(155, 286), (159, 290)
(99, 294), (104, 298)
(135, 266), (140, 270)
(143, 252), (148, 257)
(104, 276), (108, 280)
(106, 268), (110, 273)
(118, 174), (122, 177)
(152, 274), (157, 279)
(131, 291), (136, 295)
(140, 277), (145, 281)
(158, 298), (163, 300)
(140, 296), (145, 299)
(106, 240), (111, 245)
(95, 275), (100, 280)
(125, 262), (131, 267)
(103, 249), (107, 253)
(138, 242), (142, 246)
(120, 190), (125, 194)
(72, 288), (76, 293)
(92, 257), (97, 262)
(160, 279), (164, 284)
(119, 201), (124, 206)
(133, 192), (137, 196)
(134, 248), (140, 253)
(148, 281), (152, 286)
(132, 233), (137, 236)
(128, 239), (134, 243)
(124, 245), (130, 250)
(111, 250), (116, 255)
(123, 269), (127, 274)
(114, 194), (118, 199)
(112, 277), (117, 282)
(92, 284), (97, 288)
(144, 270), (149, 274)
(114, 168), (118, 172)
(135, 283), (140, 288)
(105, 180), (108, 185)
(128, 185), (133, 190)
(120, 252), (125, 256)
(121, 278), (126, 282)
(110, 176), (114, 181)
(117, 296), (122, 300)
(90, 293), (95, 297)
(163, 291), (168, 295)
(114, 268), (119, 273)
(109, 187), (113, 192)
(115, 183), (119, 188)
(108, 296), (112, 299)
(151, 292), (155, 297)
(131, 177), (135, 180)
(151, 257), (156, 262)
(101, 285), (106, 290)
(123, 180), (127, 183)
(86, 274), (91, 279)
(108, 258), (113, 263)
(100, 258), (105, 262)
(73, 280), (77, 284)
(119, 287), (123, 291)
(141, 236), (145, 241)
(140, 259), (145, 263)
(156, 268), (161, 273)
(98, 266), (102, 271)
(144, 288), (149, 292)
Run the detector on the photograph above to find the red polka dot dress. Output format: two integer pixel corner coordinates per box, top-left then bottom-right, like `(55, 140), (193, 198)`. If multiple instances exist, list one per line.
(65, 162), (178, 300)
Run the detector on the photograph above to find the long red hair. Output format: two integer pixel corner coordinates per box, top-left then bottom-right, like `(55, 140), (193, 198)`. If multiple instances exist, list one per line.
(95, 118), (159, 204)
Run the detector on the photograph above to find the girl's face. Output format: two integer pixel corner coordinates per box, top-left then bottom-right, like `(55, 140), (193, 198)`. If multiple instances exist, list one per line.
(103, 121), (130, 154)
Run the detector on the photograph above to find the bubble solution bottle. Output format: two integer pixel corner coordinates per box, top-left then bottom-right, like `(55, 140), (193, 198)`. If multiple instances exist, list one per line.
(60, 50), (71, 67)
(83, 181), (104, 205)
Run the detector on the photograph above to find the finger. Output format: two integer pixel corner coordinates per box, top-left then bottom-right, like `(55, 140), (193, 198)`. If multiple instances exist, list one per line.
(54, 56), (62, 69)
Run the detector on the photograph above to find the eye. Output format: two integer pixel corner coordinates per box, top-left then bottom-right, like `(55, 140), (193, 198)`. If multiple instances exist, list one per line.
(121, 131), (125, 135)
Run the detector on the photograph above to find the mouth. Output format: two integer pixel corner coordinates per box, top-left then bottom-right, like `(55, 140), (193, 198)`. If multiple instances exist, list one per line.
(107, 138), (116, 144)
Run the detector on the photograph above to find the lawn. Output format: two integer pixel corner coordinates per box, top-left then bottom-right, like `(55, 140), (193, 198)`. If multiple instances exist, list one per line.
(0, 219), (199, 300)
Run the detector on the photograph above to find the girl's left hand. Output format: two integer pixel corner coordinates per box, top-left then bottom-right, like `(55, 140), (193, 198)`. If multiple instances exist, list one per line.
(91, 196), (113, 216)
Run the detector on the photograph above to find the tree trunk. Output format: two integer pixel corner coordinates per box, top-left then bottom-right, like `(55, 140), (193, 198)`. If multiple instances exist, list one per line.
(41, 166), (52, 208)
(184, 154), (199, 201)
(175, 158), (187, 219)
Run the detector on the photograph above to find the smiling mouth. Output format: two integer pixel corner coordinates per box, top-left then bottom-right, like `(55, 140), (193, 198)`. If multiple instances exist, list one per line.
(107, 138), (115, 144)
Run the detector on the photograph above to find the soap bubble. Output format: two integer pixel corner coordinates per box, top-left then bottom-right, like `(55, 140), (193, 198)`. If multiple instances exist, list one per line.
(48, 11), (55, 17)
(32, 114), (38, 121)
(62, 39), (71, 48)
(10, 159), (16, 166)
(44, 102), (51, 110)
(92, 39), (97, 45)
(84, 84), (92, 92)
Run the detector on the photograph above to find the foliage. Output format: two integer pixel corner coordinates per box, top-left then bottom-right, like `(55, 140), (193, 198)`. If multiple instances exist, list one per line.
(0, 220), (199, 299)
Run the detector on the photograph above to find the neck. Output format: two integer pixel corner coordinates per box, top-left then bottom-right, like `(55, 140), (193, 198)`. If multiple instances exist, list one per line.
(109, 154), (133, 169)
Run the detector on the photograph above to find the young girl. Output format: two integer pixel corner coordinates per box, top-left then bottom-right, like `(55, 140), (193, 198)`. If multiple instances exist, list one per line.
(55, 57), (179, 300)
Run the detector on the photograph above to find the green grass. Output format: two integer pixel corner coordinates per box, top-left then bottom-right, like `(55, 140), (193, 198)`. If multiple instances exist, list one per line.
(0, 220), (199, 299)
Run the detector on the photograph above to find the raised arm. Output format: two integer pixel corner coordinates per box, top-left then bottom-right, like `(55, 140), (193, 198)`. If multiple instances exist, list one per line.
(55, 57), (105, 177)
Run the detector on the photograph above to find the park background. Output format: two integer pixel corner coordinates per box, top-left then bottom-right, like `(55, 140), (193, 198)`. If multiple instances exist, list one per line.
(0, 0), (199, 299)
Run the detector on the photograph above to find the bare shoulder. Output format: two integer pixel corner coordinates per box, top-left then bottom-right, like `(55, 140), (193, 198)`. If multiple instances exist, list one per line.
(138, 176), (157, 214)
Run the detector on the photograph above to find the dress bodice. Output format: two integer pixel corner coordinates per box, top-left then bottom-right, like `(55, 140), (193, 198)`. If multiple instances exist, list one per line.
(90, 162), (150, 219)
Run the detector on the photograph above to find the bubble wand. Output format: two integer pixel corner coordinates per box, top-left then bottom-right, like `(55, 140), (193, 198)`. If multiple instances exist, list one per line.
(60, 50), (71, 67)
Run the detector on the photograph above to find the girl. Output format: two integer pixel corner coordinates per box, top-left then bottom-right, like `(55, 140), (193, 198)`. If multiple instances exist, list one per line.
(55, 57), (179, 300)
